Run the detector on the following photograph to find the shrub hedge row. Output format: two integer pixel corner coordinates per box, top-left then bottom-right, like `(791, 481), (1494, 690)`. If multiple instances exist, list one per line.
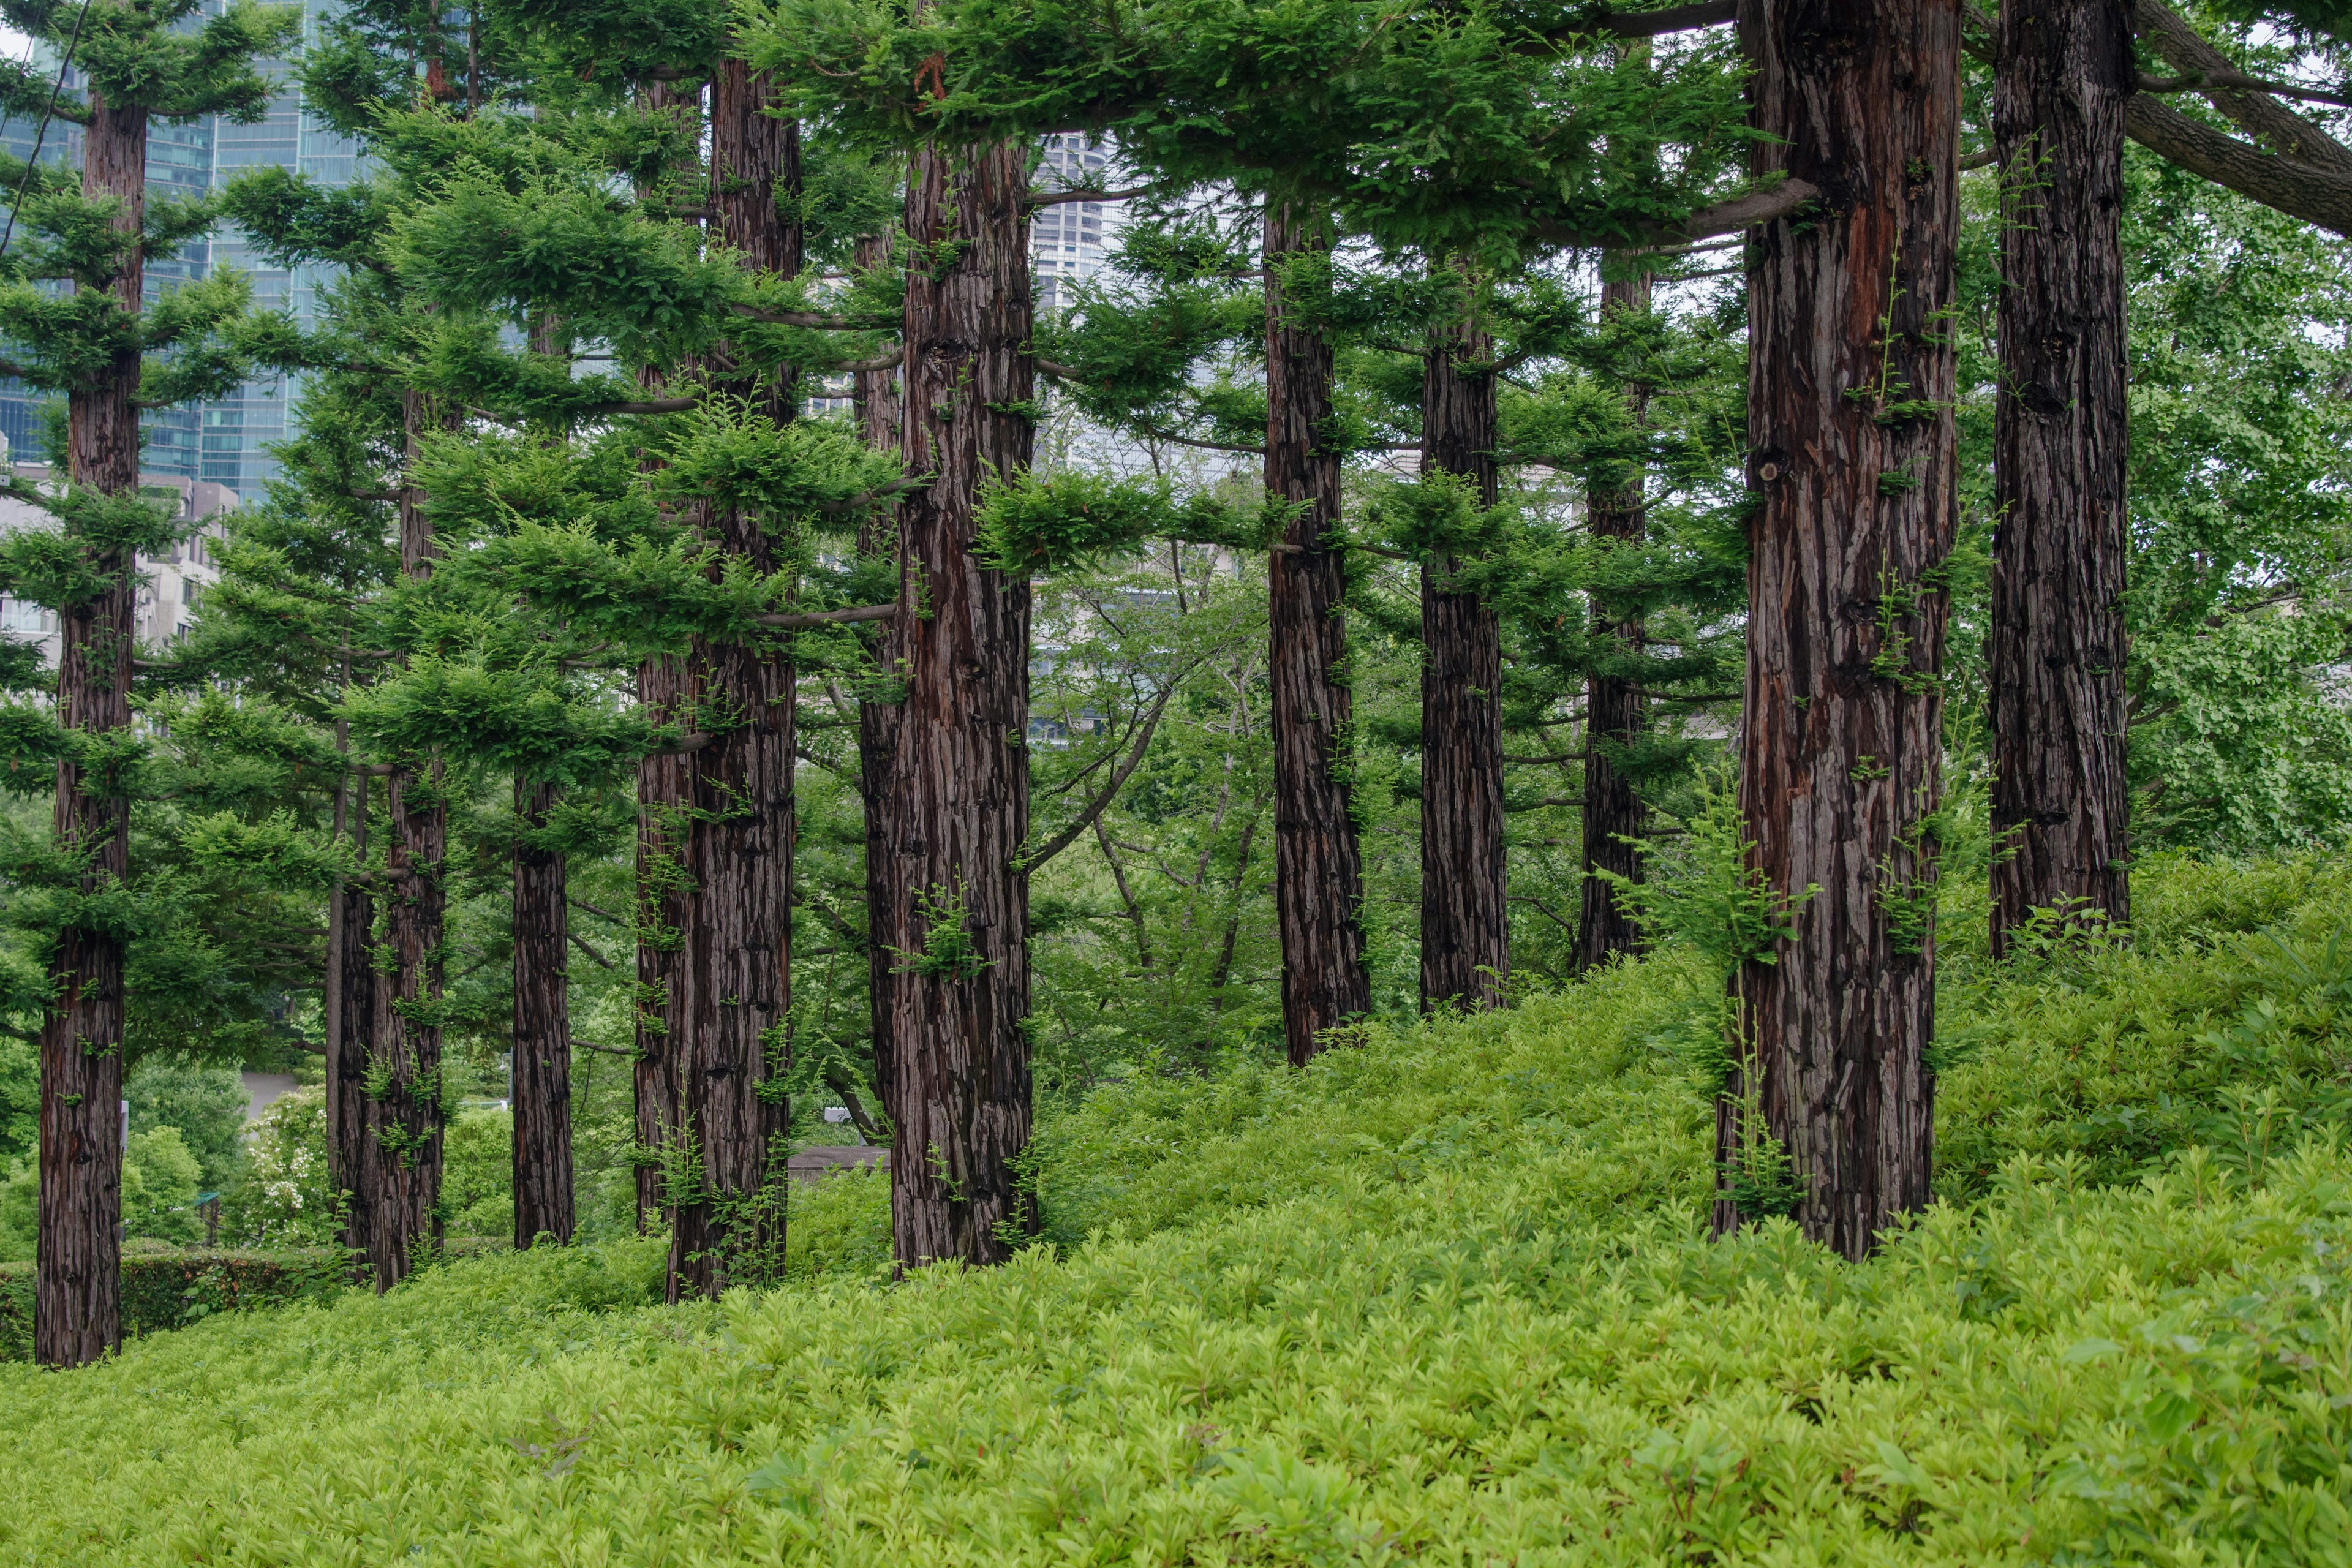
(0, 1251), (340, 1361)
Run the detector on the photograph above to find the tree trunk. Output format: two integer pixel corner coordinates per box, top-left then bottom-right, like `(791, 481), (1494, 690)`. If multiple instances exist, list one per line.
(1720, 0), (1954, 1260)
(36, 89), (144, 1368)
(368, 390), (448, 1292)
(1578, 266), (1655, 971)
(1991, 0), (2132, 952)
(330, 767), (375, 1277)
(1418, 306), (1508, 1013)
(511, 778), (573, 1247)
(1264, 203), (1371, 1064)
(853, 230), (904, 1137)
(633, 652), (687, 1233)
(666, 64), (800, 1298)
(884, 139), (1038, 1269)
(629, 80), (701, 1237)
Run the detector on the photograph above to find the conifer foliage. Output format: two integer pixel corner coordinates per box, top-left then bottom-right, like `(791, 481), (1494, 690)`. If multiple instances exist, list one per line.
(0, 0), (301, 1364)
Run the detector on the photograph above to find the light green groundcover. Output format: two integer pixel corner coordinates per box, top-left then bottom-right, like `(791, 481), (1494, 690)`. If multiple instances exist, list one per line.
(0, 852), (2344, 1565)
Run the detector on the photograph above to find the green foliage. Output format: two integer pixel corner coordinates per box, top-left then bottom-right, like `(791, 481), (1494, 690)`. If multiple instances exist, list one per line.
(122, 1126), (202, 1245)
(443, 1109), (514, 1239)
(975, 469), (1288, 573)
(221, 1087), (335, 1249)
(0, 1251), (343, 1363)
(125, 1054), (249, 1193)
(0, 854), (2348, 1558)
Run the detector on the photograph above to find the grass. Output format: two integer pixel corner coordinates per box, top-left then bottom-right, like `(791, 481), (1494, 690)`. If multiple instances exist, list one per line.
(0, 852), (2346, 1565)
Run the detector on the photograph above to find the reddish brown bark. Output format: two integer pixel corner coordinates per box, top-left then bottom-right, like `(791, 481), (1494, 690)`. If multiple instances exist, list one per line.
(35, 89), (144, 1368)
(329, 770), (375, 1276)
(883, 140), (1038, 1268)
(1419, 310), (1508, 1013)
(853, 231), (904, 1134)
(1265, 205), (1371, 1064)
(1991, 0), (2132, 952)
(665, 64), (801, 1298)
(511, 778), (574, 1248)
(628, 81), (700, 1237)
(1719, 0), (1954, 1260)
(633, 652), (687, 1232)
(367, 390), (450, 1292)
(1578, 267), (1654, 972)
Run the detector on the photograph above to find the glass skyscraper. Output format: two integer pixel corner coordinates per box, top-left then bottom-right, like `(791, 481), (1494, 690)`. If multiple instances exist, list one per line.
(0, 6), (360, 500)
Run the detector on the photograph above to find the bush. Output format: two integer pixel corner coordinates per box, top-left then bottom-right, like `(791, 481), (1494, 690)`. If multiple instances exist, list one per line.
(223, 1085), (335, 1248)
(0, 854), (2343, 1562)
(0, 1250), (342, 1362)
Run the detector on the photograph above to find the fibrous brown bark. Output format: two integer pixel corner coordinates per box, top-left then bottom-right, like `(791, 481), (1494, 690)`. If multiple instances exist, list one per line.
(666, 62), (801, 1299)
(1419, 306), (1507, 1013)
(1578, 266), (1654, 972)
(884, 140), (1038, 1268)
(1719, 0), (1954, 1261)
(367, 390), (450, 1293)
(1265, 204), (1371, 1065)
(36, 89), (144, 1368)
(1990, 0), (2132, 953)
(628, 82), (701, 1236)
(853, 230), (904, 1135)
(328, 767), (375, 1276)
(633, 652), (687, 1232)
(511, 778), (574, 1247)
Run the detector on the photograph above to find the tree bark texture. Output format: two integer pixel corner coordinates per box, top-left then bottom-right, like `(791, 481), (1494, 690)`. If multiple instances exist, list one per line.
(1578, 267), (1655, 973)
(633, 652), (687, 1232)
(35, 89), (144, 1368)
(884, 140), (1038, 1270)
(511, 778), (574, 1247)
(853, 230), (904, 1139)
(1265, 204), (1371, 1065)
(1721, 0), (1954, 1261)
(367, 391), (449, 1293)
(1990, 0), (2132, 953)
(630, 79), (699, 1235)
(666, 64), (802, 1299)
(1418, 312), (1508, 1013)
(330, 772), (376, 1276)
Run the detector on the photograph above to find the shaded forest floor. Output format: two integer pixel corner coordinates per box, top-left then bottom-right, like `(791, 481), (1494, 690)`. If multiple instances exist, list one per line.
(2, 852), (2348, 1565)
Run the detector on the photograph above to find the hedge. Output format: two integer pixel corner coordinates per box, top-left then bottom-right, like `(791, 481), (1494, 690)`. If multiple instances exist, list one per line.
(0, 1251), (342, 1361)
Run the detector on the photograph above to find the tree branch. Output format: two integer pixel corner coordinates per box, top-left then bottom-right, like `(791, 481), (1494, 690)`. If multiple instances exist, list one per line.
(1027, 186), (1155, 207)
(729, 304), (892, 330)
(1555, 0), (1736, 40)
(2136, 68), (2352, 111)
(1021, 676), (1186, 871)
(829, 347), (903, 374)
(584, 396), (699, 415)
(754, 603), (899, 630)
(1528, 178), (1821, 249)
(2130, 0), (2352, 176)
(567, 930), (616, 970)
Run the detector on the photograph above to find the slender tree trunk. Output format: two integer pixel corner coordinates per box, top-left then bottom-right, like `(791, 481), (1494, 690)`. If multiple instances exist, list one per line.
(511, 778), (573, 1247)
(1418, 303), (1509, 1014)
(631, 79), (700, 1236)
(1719, 0), (1955, 1260)
(1578, 265), (1655, 971)
(667, 64), (800, 1298)
(368, 390), (449, 1292)
(885, 139), (1038, 1268)
(330, 764), (376, 1278)
(1264, 203), (1371, 1064)
(1991, 0), (2131, 953)
(853, 230), (904, 1137)
(633, 652), (687, 1232)
(36, 89), (144, 1368)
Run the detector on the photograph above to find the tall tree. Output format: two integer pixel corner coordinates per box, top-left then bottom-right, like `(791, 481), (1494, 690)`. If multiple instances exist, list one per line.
(666, 61), (803, 1298)
(1577, 263), (1656, 971)
(1715, 0), (1957, 1259)
(0, 0), (299, 1363)
(1263, 204), (1373, 1063)
(1418, 273), (1509, 1014)
(1987, 0), (2133, 950)
(881, 137), (1039, 1266)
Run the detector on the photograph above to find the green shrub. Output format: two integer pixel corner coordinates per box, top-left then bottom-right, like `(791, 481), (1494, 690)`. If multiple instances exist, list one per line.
(0, 854), (2343, 1563)
(0, 1251), (343, 1362)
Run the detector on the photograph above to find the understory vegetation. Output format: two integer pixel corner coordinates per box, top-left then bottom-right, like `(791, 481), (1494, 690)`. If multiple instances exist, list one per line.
(2, 852), (2345, 1565)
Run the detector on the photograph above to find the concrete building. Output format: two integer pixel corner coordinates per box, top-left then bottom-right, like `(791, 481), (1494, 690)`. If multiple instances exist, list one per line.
(0, 462), (236, 665)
